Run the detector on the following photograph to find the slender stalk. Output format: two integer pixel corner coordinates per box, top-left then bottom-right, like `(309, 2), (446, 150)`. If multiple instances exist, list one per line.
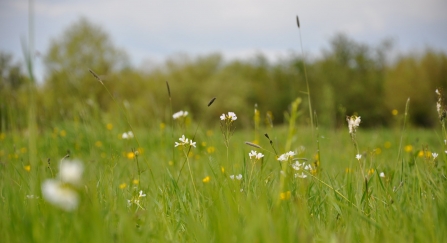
(296, 16), (314, 134)
(397, 98), (410, 163)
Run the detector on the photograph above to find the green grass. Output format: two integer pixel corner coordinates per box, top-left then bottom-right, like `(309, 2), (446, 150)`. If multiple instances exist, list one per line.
(1, 113), (446, 242)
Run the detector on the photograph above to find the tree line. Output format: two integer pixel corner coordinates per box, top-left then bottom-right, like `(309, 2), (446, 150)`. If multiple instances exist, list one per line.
(1, 18), (446, 132)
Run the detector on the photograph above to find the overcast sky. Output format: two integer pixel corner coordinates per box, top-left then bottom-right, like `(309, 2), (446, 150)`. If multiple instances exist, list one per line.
(1, 0), (446, 82)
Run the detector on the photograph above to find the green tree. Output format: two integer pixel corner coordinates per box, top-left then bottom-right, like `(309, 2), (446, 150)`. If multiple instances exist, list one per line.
(0, 52), (28, 131)
(312, 34), (391, 127)
(43, 18), (129, 121)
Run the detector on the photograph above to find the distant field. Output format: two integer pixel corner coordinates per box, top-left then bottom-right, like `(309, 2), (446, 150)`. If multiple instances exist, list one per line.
(1, 114), (446, 242)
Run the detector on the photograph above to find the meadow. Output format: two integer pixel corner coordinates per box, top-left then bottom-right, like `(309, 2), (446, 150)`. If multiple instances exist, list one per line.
(1, 89), (446, 242)
(1, 17), (447, 243)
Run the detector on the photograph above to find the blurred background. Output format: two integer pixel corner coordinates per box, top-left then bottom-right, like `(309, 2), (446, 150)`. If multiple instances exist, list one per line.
(1, 0), (446, 131)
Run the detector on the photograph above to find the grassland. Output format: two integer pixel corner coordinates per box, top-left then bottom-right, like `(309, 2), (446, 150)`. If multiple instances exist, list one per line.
(1, 108), (446, 243)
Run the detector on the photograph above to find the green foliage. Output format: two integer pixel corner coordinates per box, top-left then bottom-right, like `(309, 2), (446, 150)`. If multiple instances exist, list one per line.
(1, 117), (446, 242)
(41, 18), (129, 122)
(384, 50), (447, 127)
(0, 52), (28, 131)
(3, 18), (447, 132)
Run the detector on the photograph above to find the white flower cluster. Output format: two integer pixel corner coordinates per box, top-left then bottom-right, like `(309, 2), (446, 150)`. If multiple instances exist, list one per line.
(347, 116), (361, 134)
(291, 161), (313, 178)
(122, 131), (134, 139)
(173, 110), (188, 119)
(41, 159), (84, 211)
(174, 135), (196, 148)
(277, 151), (296, 162)
(230, 174), (243, 180)
(435, 89), (446, 121)
(432, 153), (438, 159)
(220, 112), (237, 121)
(249, 150), (264, 160)
(127, 190), (147, 209)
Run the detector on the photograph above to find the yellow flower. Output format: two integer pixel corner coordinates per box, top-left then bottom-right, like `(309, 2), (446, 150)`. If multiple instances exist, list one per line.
(417, 151), (423, 157)
(137, 147), (144, 155)
(207, 146), (215, 154)
(159, 122), (166, 130)
(375, 148), (382, 155)
(133, 179), (139, 185)
(221, 166), (225, 173)
(106, 123), (113, 130)
(345, 168), (352, 173)
(127, 152), (135, 159)
(392, 109), (398, 116)
(404, 145), (413, 153)
(95, 141), (103, 147)
(24, 165), (31, 172)
(20, 147), (27, 153)
(206, 130), (213, 137)
(280, 191), (291, 200)
(60, 130), (66, 137)
(384, 141), (391, 149)
(367, 168), (375, 176)
(168, 161), (174, 166)
(202, 176), (211, 183)
(119, 183), (127, 189)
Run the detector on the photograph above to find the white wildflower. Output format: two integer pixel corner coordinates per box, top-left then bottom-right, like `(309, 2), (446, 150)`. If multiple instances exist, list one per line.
(42, 179), (79, 211)
(173, 110), (188, 119)
(122, 131), (134, 139)
(304, 164), (313, 171)
(347, 116), (361, 134)
(277, 151), (296, 162)
(291, 161), (303, 171)
(356, 154), (362, 160)
(229, 175), (235, 180)
(59, 160), (84, 186)
(380, 172), (385, 178)
(236, 174), (243, 180)
(139, 190), (146, 198)
(175, 135), (195, 148)
(220, 112), (237, 121)
(295, 173), (307, 179)
(432, 153), (438, 159)
(249, 150), (264, 160)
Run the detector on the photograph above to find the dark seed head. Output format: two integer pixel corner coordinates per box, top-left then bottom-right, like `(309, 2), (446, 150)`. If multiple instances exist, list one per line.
(296, 16), (300, 28)
(166, 81), (171, 98)
(208, 97), (216, 107)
